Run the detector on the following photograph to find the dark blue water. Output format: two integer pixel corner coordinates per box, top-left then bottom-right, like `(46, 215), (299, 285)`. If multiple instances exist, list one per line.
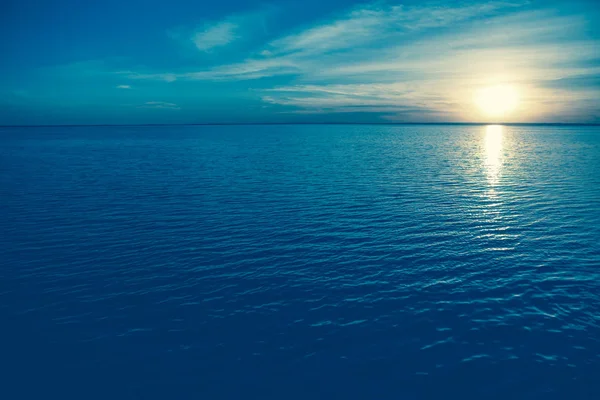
(1, 125), (599, 399)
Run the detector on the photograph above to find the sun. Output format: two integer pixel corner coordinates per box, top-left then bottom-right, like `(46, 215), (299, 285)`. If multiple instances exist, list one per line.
(475, 85), (519, 118)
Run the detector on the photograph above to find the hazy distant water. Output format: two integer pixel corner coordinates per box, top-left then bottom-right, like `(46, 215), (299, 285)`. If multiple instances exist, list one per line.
(1, 124), (599, 399)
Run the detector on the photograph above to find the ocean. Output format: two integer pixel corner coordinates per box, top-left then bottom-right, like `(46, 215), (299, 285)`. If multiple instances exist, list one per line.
(1, 124), (599, 399)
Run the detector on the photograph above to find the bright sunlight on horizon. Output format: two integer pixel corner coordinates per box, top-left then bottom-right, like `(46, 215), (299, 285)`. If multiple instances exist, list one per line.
(475, 85), (520, 120)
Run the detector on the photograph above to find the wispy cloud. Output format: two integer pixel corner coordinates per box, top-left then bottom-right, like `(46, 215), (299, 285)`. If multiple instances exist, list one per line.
(167, 7), (274, 54)
(128, 58), (298, 82)
(266, 1), (521, 56)
(117, 85), (131, 89)
(192, 21), (238, 51)
(261, 82), (456, 120)
(137, 101), (180, 110)
(131, 1), (524, 83)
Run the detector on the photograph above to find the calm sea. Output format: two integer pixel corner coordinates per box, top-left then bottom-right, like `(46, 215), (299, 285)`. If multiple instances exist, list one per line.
(1, 124), (599, 399)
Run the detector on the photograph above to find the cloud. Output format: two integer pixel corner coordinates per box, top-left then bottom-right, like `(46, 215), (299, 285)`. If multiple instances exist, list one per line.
(126, 73), (177, 82)
(40, 57), (132, 79)
(161, 74), (177, 83)
(130, 1), (527, 83)
(538, 74), (600, 91)
(261, 83), (456, 117)
(127, 58), (299, 82)
(137, 101), (180, 110)
(192, 21), (238, 51)
(125, 0), (599, 122)
(266, 1), (520, 56)
(168, 7), (275, 54)
(117, 85), (131, 89)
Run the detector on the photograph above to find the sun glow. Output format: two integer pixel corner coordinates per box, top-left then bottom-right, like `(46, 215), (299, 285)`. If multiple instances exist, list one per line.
(475, 85), (519, 118)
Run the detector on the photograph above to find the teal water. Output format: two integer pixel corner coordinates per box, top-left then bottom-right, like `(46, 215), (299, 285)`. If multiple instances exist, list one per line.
(1, 124), (599, 399)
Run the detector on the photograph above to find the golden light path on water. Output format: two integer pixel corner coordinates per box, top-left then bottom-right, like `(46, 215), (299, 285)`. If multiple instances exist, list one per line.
(484, 125), (504, 187)
(480, 125), (510, 250)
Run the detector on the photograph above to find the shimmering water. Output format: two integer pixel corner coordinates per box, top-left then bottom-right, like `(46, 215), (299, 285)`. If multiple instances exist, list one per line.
(1, 124), (599, 399)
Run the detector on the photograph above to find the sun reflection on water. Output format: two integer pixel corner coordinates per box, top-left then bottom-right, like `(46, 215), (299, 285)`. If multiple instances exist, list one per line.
(484, 125), (503, 187)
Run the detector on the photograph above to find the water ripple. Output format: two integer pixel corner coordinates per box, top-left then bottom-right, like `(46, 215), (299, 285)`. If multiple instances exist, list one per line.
(1, 124), (599, 398)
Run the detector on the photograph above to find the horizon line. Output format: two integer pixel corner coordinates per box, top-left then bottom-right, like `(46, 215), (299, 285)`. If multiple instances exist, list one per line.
(1, 122), (600, 128)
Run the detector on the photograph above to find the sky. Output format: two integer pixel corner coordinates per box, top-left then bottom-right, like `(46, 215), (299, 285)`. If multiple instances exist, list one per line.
(1, 0), (599, 125)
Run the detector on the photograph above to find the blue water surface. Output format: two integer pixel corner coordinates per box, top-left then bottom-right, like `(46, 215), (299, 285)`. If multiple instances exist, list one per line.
(1, 124), (599, 399)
